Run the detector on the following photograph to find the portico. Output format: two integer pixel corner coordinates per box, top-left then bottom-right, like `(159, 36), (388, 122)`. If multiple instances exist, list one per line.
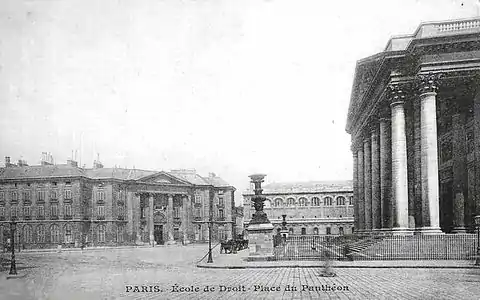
(346, 18), (480, 234)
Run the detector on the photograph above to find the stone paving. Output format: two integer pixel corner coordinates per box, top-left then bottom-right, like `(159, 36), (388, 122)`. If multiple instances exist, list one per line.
(0, 245), (479, 300)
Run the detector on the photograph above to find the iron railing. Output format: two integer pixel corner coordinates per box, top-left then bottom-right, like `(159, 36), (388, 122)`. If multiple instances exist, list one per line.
(273, 234), (477, 261)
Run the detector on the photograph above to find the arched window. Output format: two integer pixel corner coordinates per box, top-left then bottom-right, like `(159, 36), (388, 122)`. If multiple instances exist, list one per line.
(274, 198), (283, 207)
(298, 197), (307, 207)
(64, 224), (73, 243)
(301, 228), (306, 235)
(37, 225), (45, 243)
(324, 197), (333, 206)
(97, 224), (106, 243)
(348, 196), (354, 206)
(311, 197), (320, 206)
(339, 227), (344, 235)
(336, 196), (346, 206)
(326, 227), (331, 235)
(288, 228), (294, 234)
(264, 199), (272, 209)
(50, 224), (60, 244)
(313, 227), (319, 235)
(286, 198), (295, 207)
(23, 225), (33, 244)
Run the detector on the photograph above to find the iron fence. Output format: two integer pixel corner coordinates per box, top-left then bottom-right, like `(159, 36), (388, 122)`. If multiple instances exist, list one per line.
(273, 234), (477, 261)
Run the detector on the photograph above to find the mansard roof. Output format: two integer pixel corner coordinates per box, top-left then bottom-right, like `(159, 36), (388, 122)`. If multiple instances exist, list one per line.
(243, 180), (352, 195)
(0, 164), (233, 188)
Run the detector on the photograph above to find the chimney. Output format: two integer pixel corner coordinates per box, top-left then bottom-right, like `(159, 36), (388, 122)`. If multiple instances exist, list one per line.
(93, 160), (103, 169)
(4, 156), (16, 168)
(17, 159), (28, 167)
(41, 152), (54, 166)
(67, 160), (78, 167)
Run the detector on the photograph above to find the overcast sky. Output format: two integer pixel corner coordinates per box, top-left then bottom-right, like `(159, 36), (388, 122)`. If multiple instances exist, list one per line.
(0, 0), (478, 204)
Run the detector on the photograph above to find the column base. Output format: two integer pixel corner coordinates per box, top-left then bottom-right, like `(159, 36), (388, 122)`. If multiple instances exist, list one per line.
(415, 227), (444, 235)
(390, 227), (414, 236)
(451, 227), (467, 233)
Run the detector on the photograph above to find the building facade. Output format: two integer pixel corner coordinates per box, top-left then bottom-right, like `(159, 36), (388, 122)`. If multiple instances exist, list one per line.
(0, 155), (235, 249)
(346, 18), (480, 234)
(243, 181), (354, 236)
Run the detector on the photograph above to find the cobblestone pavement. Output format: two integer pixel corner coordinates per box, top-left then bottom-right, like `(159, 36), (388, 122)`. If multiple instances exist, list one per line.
(0, 245), (479, 300)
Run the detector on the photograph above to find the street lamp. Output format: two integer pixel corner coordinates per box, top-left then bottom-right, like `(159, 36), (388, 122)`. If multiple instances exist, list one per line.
(475, 215), (480, 266)
(9, 219), (17, 276)
(207, 219), (213, 263)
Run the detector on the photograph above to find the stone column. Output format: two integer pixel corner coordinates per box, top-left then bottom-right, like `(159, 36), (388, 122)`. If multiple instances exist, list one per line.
(413, 96), (423, 230)
(167, 194), (175, 243)
(182, 195), (190, 244)
(371, 121), (381, 230)
(389, 83), (410, 234)
(473, 85), (480, 224)
(357, 143), (365, 232)
(418, 74), (442, 234)
(379, 108), (392, 229)
(148, 194), (154, 246)
(136, 194), (143, 244)
(351, 144), (359, 231)
(452, 103), (467, 233)
(364, 134), (372, 231)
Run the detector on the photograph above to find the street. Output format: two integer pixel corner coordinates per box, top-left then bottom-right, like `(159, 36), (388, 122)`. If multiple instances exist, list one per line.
(0, 245), (479, 299)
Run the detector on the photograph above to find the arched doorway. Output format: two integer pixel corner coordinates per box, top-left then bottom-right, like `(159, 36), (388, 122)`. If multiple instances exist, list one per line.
(154, 211), (166, 245)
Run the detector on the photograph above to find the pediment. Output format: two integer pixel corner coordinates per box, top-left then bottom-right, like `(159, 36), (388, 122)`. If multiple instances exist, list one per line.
(137, 171), (191, 186)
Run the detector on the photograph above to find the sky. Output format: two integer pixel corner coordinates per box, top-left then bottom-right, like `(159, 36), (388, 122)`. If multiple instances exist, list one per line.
(0, 0), (478, 204)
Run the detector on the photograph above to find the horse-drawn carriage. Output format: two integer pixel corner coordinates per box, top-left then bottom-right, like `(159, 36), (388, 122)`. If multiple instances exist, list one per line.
(220, 235), (249, 254)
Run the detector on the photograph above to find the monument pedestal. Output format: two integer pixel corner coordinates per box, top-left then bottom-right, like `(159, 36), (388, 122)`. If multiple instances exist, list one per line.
(246, 223), (275, 261)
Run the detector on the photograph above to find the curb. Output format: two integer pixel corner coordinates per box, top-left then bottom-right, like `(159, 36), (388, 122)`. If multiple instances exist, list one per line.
(196, 264), (480, 270)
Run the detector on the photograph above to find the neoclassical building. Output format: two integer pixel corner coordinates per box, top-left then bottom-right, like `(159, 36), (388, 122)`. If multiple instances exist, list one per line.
(0, 154), (235, 248)
(346, 18), (480, 234)
(243, 181), (354, 236)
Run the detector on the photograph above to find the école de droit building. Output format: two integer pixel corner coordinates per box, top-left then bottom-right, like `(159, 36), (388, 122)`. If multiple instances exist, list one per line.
(0, 153), (236, 249)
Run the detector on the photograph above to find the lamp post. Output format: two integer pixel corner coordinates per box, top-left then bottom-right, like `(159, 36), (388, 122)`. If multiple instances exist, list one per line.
(475, 215), (480, 266)
(9, 219), (17, 276)
(207, 218), (213, 263)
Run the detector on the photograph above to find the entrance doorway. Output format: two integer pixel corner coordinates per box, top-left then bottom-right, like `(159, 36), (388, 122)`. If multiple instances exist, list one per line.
(154, 225), (164, 245)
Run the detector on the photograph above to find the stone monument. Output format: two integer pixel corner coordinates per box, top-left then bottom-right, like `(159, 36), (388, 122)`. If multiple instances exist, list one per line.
(246, 174), (275, 261)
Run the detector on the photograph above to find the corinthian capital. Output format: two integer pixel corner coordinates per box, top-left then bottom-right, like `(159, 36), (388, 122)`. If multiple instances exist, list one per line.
(387, 82), (409, 105)
(417, 73), (443, 94)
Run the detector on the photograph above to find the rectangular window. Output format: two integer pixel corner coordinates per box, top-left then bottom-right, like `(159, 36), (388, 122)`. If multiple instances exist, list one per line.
(194, 207), (201, 218)
(0, 192), (4, 202)
(466, 131), (474, 154)
(37, 191), (46, 202)
(195, 195), (201, 204)
(11, 206), (17, 218)
(11, 191), (18, 202)
(97, 205), (105, 218)
(97, 191), (106, 201)
(24, 206), (31, 218)
(174, 207), (180, 218)
(65, 204), (72, 217)
(218, 209), (225, 219)
(23, 191), (31, 201)
(64, 190), (72, 200)
(38, 206), (45, 218)
(51, 204), (58, 217)
(218, 197), (224, 206)
(0, 207), (4, 218)
(50, 190), (57, 200)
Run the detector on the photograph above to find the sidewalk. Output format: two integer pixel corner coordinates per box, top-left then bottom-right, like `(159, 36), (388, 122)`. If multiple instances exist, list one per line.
(197, 249), (480, 269)
(7, 244), (153, 254)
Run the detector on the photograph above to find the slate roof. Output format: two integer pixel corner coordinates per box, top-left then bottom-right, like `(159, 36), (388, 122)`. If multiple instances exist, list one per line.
(0, 164), (86, 179)
(244, 180), (352, 195)
(0, 164), (233, 188)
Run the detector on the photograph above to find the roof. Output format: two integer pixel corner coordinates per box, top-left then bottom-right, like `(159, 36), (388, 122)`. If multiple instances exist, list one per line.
(244, 180), (352, 195)
(0, 164), (233, 188)
(0, 164), (86, 180)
